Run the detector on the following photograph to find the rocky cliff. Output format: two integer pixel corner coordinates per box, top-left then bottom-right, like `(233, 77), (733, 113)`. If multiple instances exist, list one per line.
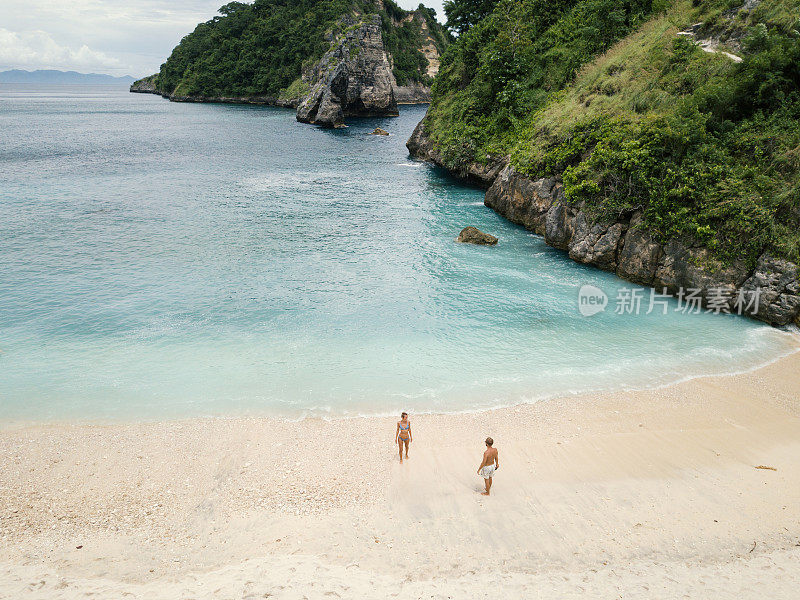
(407, 120), (505, 184)
(133, 0), (448, 125)
(390, 10), (442, 103)
(408, 121), (800, 327)
(297, 15), (398, 128)
(392, 82), (432, 104)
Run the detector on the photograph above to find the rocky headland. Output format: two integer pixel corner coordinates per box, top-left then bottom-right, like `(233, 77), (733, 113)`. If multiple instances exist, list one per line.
(408, 120), (800, 327)
(131, 1), (447, 127)
(129, 74), (159, 94)
(406, 0), (800, 329)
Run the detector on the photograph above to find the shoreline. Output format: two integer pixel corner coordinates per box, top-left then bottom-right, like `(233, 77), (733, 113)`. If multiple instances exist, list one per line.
(406, 121), (800, 329)
(2, 329), (797, 429)
(2, 351), (800, 597)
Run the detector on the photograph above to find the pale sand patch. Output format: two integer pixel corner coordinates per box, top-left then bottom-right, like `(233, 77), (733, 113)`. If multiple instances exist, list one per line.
(1, 350), (800, 598)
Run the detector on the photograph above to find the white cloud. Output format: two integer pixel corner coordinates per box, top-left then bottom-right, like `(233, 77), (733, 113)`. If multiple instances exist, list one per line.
(0, 0), (446, 77)
(0, 28), (123, 72)
(1, 0), (224, 76)
(398, 0), (445, 19)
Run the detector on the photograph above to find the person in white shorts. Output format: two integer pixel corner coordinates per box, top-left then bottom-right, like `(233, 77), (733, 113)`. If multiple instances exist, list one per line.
(477, 437), (499, 495)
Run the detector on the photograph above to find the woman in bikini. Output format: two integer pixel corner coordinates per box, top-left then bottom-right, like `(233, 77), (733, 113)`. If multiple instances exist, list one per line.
(395, 412), (412, 462)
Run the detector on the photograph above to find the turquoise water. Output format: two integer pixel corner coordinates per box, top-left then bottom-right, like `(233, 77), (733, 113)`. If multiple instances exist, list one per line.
(0, 84), (796, 421)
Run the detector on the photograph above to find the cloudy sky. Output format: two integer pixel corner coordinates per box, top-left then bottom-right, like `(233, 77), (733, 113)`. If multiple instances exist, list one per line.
(0, 0), (446, 77)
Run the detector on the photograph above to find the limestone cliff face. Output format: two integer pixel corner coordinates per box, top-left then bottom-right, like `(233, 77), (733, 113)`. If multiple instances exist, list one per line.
(408, 121), (800, 327)
(389, 12), (442, 104)
(297, 15), (398, 128)
(392, 81), (433, 104)
(271, 9), (444, 124)
(486, 167), (800, 326)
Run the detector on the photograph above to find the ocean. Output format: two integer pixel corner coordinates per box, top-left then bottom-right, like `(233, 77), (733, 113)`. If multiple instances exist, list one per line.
(0, 84), (796, 421)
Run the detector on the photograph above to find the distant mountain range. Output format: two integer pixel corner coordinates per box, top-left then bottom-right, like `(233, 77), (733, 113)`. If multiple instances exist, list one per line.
(0, 70), (136, 84)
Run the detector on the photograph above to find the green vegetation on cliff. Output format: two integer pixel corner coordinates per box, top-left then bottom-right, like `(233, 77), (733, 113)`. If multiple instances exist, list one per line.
(157, 0), (450, 99)
(382, 4), (451, 85)
(425, 0), (800, 266)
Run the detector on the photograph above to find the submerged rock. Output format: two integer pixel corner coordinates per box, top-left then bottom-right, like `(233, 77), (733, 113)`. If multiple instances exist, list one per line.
(370, 127), (389, 136)
(457, 227), (498, 245)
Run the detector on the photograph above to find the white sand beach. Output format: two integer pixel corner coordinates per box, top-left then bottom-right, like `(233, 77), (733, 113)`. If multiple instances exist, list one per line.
(2, 350), (800, 599)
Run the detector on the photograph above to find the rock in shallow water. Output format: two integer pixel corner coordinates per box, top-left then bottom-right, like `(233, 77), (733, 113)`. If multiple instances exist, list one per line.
(370, 128), (389, 136)
(457, 227), (498, 245)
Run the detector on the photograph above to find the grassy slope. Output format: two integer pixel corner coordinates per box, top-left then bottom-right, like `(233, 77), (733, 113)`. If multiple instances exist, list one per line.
(427, 0), (660, 166)
(425, 0), (800, 266)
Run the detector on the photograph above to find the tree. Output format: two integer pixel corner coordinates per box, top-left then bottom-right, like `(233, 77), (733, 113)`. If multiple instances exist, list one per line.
(218, 2), (248, 16)
(443, 0), (497, 34)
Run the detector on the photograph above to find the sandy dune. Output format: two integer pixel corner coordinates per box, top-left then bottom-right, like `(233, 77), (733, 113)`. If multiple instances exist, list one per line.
(2, 349), (800, 598)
